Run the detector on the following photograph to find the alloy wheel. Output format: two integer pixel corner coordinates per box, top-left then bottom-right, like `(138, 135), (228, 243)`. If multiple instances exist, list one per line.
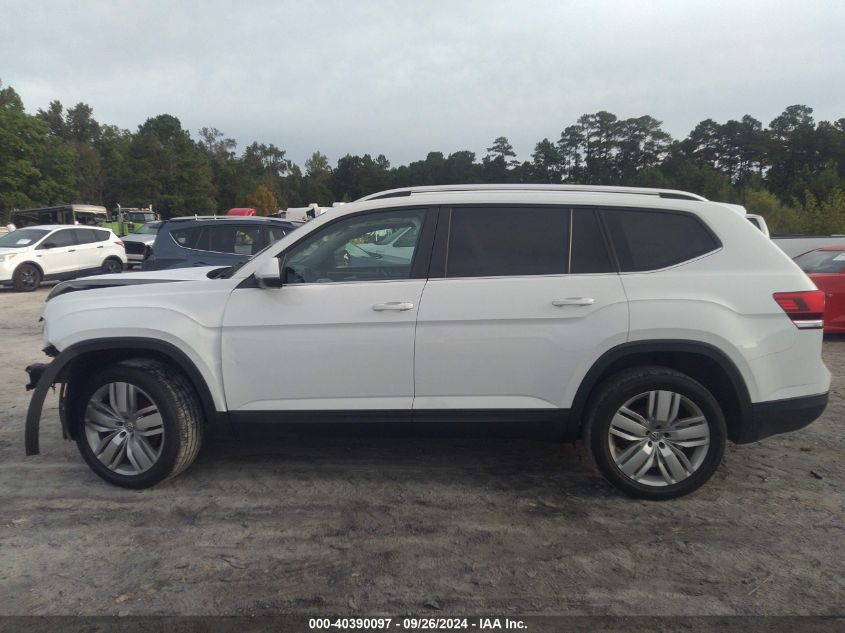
(83, 382), (164, 475)
(18, 267), (38, 289)
(607, 390), (710, 487)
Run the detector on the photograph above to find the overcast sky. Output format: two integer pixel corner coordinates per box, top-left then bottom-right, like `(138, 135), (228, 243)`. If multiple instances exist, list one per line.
(2, 0), (843, 166)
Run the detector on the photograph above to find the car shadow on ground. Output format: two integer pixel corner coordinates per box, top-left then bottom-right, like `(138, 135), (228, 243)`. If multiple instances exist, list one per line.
(192, 424), (618, 500)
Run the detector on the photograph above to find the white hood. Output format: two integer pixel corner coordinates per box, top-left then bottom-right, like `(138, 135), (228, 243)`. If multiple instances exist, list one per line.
(47, 265), (222, 300)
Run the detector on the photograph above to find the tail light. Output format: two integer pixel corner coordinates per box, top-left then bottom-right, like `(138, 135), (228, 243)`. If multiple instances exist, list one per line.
(142, 244), (153, 260)
(773, 291), (825, 329)
(114, 239), (124, 248)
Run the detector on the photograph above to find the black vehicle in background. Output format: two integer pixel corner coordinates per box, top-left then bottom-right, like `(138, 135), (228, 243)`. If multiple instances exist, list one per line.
(141, 216), (302, 271)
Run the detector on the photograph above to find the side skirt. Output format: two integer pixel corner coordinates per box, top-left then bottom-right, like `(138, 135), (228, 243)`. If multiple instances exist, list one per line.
(229, 409), (575, 441)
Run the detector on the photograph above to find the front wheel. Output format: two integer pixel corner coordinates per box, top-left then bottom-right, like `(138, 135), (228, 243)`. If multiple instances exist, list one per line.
(73, 359), (203, 488)
(13, 263), (41, 291)
(583, 367), (726, 500)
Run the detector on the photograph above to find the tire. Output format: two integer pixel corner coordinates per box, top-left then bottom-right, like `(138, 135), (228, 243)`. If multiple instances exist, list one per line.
(102, 257), (123, 274)
(582, 366), (726, 500)
(12, 263), (42, 291)
(72, 359), (203, 488)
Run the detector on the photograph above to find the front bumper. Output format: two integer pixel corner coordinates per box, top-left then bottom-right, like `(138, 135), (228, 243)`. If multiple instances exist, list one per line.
(736, 392), (829, 444)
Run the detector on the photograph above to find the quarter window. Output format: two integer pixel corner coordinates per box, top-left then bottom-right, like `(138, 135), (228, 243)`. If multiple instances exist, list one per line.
(282, 209), (426, 284)
(446, 207), (569, 278)
(600, 209), (719, 272)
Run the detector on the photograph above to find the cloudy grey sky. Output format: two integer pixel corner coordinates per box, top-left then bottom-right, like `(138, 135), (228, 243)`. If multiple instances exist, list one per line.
(2, 0), (843, 166)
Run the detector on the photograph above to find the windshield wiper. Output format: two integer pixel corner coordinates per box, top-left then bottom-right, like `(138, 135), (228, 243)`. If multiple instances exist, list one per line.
(217, 261), (246, 279)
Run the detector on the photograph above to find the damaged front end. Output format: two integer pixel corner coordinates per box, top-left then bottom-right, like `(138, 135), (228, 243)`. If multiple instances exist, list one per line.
(24, 347), (78, 456)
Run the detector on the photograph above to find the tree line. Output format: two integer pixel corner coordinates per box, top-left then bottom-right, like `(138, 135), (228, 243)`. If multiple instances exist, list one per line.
(2, 78), (844, 233)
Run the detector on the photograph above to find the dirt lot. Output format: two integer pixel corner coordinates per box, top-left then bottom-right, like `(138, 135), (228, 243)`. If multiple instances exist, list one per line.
(0, 285), (843, 617)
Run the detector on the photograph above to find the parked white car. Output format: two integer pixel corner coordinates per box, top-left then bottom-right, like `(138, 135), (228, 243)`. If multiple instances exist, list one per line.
(25, 185), (829, 499)
(1, 225), (126, 291)
(357, 224), (419, 260)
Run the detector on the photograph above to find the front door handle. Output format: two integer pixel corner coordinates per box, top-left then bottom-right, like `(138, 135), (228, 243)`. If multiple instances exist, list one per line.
(372, 302), (414, 312)
(552, 297), (595, 307)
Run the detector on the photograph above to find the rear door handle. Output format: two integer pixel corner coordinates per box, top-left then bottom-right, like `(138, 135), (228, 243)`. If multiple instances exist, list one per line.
(552, 297), (595, 307)
(372, 302), (414, 312)
(97, 245), (104, 249)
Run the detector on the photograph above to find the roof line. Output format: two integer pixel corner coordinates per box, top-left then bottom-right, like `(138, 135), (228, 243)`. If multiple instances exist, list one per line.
(357, 184), (707, 202)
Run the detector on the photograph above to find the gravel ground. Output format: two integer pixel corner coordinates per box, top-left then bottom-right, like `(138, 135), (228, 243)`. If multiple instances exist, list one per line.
(0, 285), (843, 616)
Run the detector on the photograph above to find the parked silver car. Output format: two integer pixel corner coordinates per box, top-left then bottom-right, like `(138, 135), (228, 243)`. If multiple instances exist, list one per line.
(121, 221), (161, 267)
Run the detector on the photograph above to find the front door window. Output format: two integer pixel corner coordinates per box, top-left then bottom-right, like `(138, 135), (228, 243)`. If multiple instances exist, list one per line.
(282, 209), (426, 284)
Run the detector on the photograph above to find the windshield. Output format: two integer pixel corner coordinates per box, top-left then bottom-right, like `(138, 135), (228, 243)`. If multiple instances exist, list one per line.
(794, 250), (845, 273)
(127, 212), (155, 223)
(0, 228), (49, 247)
(133, 222), (162, 235)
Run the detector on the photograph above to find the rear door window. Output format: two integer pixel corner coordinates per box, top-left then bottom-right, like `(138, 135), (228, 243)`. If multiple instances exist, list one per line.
(232, 226), (262, 255)
(74, 228), (105, 244)
(600, 209), (719, 272)
(446, 207), (569, 278)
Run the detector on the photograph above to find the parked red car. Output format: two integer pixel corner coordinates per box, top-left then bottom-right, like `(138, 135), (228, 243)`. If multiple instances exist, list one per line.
(794, 246), (845, 333)
(227, 207), (257, 216)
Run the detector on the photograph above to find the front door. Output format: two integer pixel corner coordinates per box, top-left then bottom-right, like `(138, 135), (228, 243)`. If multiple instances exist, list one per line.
(34, 228), (80, 276)
(221, 207), (435, 414)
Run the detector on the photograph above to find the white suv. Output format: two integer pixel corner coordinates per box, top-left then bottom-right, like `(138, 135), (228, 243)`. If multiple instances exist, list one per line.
(24, 186), (830, 499)
(1, 225), (126, 291)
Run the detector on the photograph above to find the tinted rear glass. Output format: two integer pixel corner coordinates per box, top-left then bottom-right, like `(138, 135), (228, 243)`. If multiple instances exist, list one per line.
(601, 209), (718, 272)
(447, 207), (569, 277)
(794, 250), (845, 273)
(75, 228), (109, 244)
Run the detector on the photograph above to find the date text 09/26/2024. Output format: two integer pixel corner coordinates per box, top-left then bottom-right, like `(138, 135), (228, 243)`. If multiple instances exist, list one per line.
(308, 617), (527, 630)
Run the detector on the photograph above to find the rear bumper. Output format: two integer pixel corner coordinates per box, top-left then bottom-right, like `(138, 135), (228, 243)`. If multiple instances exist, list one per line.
(736, 392), (829, 444)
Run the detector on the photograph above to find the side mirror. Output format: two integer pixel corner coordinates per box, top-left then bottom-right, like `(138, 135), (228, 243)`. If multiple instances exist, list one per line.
(254, 257), (282, 288)
(41, 242), (57, 250)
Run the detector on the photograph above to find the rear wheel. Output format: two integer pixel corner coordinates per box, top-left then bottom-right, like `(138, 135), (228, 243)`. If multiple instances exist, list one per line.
(583, 367), (726, 500)
(12, 263), (41, 291)
(73, 359), (203, 488)
(102, 257), (123, 274)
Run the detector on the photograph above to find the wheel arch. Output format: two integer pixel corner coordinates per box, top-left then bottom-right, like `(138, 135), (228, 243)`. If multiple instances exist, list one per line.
(570, 340), (753, 443)
(14, 260), (44, 278)
(26, 338), (225, 455)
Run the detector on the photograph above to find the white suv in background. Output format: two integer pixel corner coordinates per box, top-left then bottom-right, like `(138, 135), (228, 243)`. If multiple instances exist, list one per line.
(24, 185), (829, 499)
(1, 225), (126, 291)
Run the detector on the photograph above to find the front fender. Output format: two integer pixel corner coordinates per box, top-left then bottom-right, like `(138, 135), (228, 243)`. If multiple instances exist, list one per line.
(24, 338), (226, 456)
(25, 351), (80, 455)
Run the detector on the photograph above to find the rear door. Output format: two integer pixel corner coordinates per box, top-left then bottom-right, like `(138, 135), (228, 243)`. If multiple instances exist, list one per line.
(413, 205), (629, 412)
(72, 228), (106, 271)
(34, 228), (80, 276)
